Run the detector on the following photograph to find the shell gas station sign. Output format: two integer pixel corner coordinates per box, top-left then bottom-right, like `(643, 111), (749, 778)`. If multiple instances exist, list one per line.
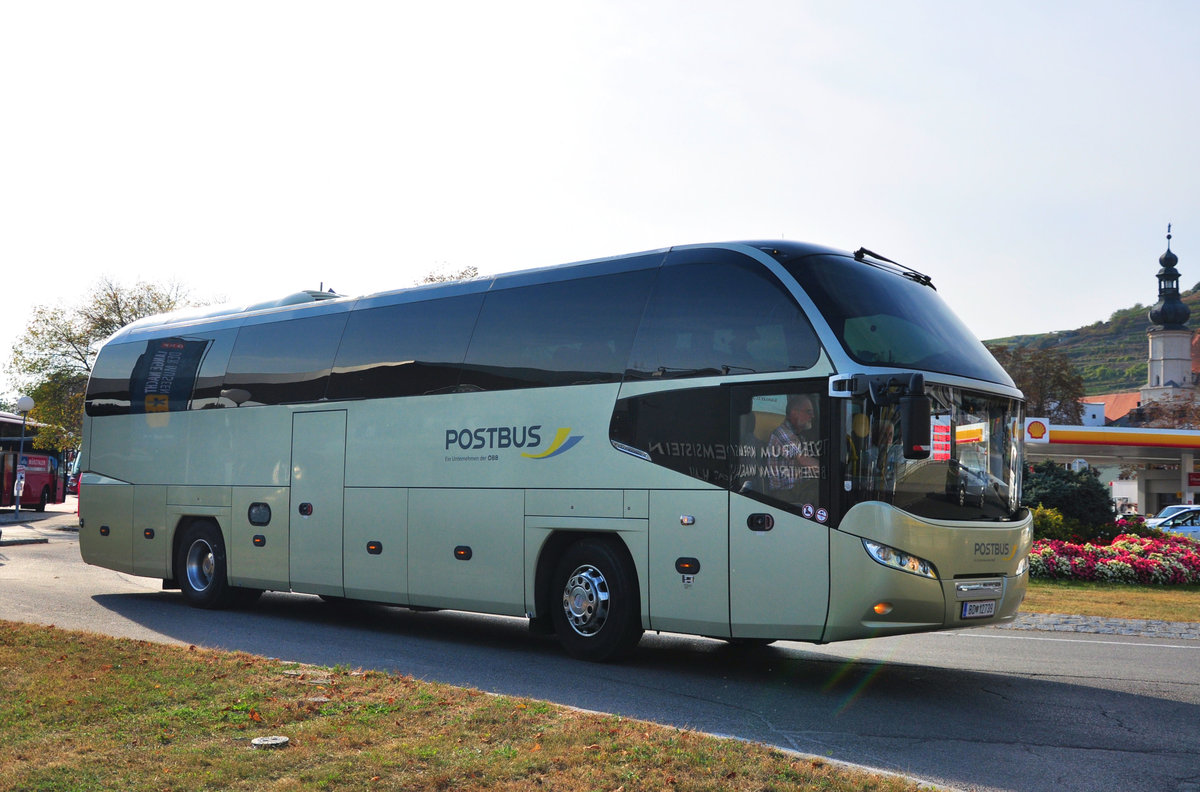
(1024, 418), (1050, 444)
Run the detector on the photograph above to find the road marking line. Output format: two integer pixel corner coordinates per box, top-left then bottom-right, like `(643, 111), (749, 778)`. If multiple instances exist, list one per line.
(941, 632), (1200, 650)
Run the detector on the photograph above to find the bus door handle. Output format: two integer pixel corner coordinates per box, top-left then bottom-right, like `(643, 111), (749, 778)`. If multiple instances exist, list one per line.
(298, 502), (314, 517)
(747, 513), (774, 532)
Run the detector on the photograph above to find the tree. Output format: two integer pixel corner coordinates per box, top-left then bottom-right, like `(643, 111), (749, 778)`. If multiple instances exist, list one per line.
(1134, 392), (1200, 429)
(1023, 460), (1115, 529)
(6, 278), (197, 451)
(987, 344), (1085, 424)
(417, 264), (480, 284)
(24, 372), (88, 451)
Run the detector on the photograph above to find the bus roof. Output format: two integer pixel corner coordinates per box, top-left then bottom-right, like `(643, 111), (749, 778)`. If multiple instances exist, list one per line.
(104, 240), (852, 345)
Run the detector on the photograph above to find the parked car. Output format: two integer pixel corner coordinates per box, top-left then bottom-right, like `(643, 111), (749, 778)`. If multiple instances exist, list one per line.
(66, 452), (80, 495)
(1153, 509), (1200, 541)
(1144, 504), (1200, 529)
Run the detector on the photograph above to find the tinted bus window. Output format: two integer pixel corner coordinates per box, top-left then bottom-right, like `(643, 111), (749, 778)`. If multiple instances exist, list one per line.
(188, 329), (238, 409)
(609, 381), (830, 515)
(86, 332), (236, 415)
(626, 248), (821, 380)
(460, 269), (655, 391)
(85, 342), (143, 416)
(223, 313), (348, 406)
(328, 294), (484, 399)
(128, 337), (211, 415)
(610, 386), (731, 488)
(730, 384), (829, 512)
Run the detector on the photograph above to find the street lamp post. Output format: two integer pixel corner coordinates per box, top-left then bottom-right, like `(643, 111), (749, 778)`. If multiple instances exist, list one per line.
(13, 396), (34, 520)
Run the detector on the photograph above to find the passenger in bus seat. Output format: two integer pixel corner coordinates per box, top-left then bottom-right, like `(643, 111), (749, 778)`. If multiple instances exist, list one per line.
(866, 418), (902, 493)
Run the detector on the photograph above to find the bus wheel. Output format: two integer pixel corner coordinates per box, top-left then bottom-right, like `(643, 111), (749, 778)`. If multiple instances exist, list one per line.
(176, 521), (260, 609)
(36, 487), (49, 512)
(551, 538), (643, 662)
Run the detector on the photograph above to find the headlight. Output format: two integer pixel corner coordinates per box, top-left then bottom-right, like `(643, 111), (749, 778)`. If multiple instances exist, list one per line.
(1015, 554), (1029, 577)
(862, 539), (939, 580)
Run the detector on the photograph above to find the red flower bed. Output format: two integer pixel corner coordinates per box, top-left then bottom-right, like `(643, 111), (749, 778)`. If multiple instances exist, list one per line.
(1029, 533), (1200, 584)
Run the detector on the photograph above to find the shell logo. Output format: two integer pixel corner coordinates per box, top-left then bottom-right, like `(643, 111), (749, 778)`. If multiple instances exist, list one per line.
(1026, 420), (1048, 440)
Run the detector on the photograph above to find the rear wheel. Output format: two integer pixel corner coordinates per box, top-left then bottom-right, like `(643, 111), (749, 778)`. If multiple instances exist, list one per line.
(550, 537), (643, 662)
(175, 520), (260, 609)
(35, 487), (49, 512)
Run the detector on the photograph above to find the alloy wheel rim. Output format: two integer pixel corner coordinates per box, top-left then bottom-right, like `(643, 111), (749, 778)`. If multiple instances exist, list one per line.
(186, 539), (216, 592)
(562, 564), (610, 637)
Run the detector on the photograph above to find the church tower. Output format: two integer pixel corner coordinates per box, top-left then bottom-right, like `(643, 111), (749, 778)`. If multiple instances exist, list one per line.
(1141, 226), (1193, 404)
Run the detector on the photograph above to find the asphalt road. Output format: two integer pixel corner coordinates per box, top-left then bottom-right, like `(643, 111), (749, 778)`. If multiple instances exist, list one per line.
(1, 514), (1198, 792)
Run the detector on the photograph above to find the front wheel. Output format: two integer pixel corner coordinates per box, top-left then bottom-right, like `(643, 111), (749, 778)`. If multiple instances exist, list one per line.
(175, 520), (260, 609)
(550, 537), (643, 662)
(35, 487), (49, 512)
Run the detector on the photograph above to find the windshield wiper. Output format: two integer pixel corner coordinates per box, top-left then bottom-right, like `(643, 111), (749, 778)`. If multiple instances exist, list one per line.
(854, 247), (935, 290)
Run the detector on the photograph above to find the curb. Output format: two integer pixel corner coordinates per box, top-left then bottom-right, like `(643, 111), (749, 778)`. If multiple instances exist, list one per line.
(0, 508), (78, 547)
(997, 611), (1200, 641)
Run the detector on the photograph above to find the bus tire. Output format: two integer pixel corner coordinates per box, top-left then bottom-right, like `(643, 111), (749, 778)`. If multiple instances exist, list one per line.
(176, 520), (259, 609)
(36, 487), (49, 512)
(550, 537), (643, 662)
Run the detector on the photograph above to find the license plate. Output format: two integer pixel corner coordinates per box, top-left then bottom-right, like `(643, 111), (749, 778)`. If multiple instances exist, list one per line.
(962, 600), (996, 619)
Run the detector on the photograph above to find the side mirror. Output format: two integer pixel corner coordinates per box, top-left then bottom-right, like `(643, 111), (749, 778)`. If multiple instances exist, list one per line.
(900, 394), (931, 459)
(899, 372), (931, 460)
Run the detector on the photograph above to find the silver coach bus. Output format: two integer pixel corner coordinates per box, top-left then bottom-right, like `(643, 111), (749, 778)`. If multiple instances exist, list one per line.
(79, 241), (1031, 661)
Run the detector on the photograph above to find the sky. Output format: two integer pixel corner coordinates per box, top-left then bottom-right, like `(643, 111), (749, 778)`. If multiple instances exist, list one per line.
(3, 1), (1198, 399)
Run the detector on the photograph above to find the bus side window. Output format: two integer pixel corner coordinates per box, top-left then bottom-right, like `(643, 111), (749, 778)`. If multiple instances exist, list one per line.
(626, 248), (822, 380)
(329, 294), (483, 400)
(610, 386), (730, 488)
(732, 389), (827, 509)
(85, 342), (144, 416)
(187, 330), (238, 409)
(460, 268), (655, 391)
(223, 313), (349, 406)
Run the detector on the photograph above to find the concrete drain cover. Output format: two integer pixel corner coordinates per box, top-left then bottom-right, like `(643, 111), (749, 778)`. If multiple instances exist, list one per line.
(251, 736), (290, 750)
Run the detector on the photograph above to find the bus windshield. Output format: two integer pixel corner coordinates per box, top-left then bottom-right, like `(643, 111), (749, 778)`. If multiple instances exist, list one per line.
(841, 384), (1024, 521)
(773, 251), (1015, 387)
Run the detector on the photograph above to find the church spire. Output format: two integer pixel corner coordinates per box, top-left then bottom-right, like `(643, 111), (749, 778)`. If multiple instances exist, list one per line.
(1148, 224), (1189, 330)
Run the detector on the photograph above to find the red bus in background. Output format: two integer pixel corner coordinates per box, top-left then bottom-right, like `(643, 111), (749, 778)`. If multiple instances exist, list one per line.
(1, 451), (66, 512)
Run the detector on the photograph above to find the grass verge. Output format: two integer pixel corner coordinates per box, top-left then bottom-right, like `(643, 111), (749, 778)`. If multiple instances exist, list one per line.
(1022, 579), (1200, 622)
(0, 620), (923, 792)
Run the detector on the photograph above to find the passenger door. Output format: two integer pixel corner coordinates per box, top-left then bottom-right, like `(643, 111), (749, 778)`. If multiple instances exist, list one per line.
(727, 385), (830, 640)
(290, 410), (346, 596)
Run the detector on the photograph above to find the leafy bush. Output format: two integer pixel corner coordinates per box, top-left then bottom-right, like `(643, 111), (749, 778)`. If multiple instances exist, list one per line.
(1032, 506), (1158, 543)
(1023, 461), (1114, 528)
(1031, 504), (1079, 541)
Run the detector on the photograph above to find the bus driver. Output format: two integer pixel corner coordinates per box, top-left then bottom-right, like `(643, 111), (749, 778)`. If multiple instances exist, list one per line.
(765, 394), (824, 504)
